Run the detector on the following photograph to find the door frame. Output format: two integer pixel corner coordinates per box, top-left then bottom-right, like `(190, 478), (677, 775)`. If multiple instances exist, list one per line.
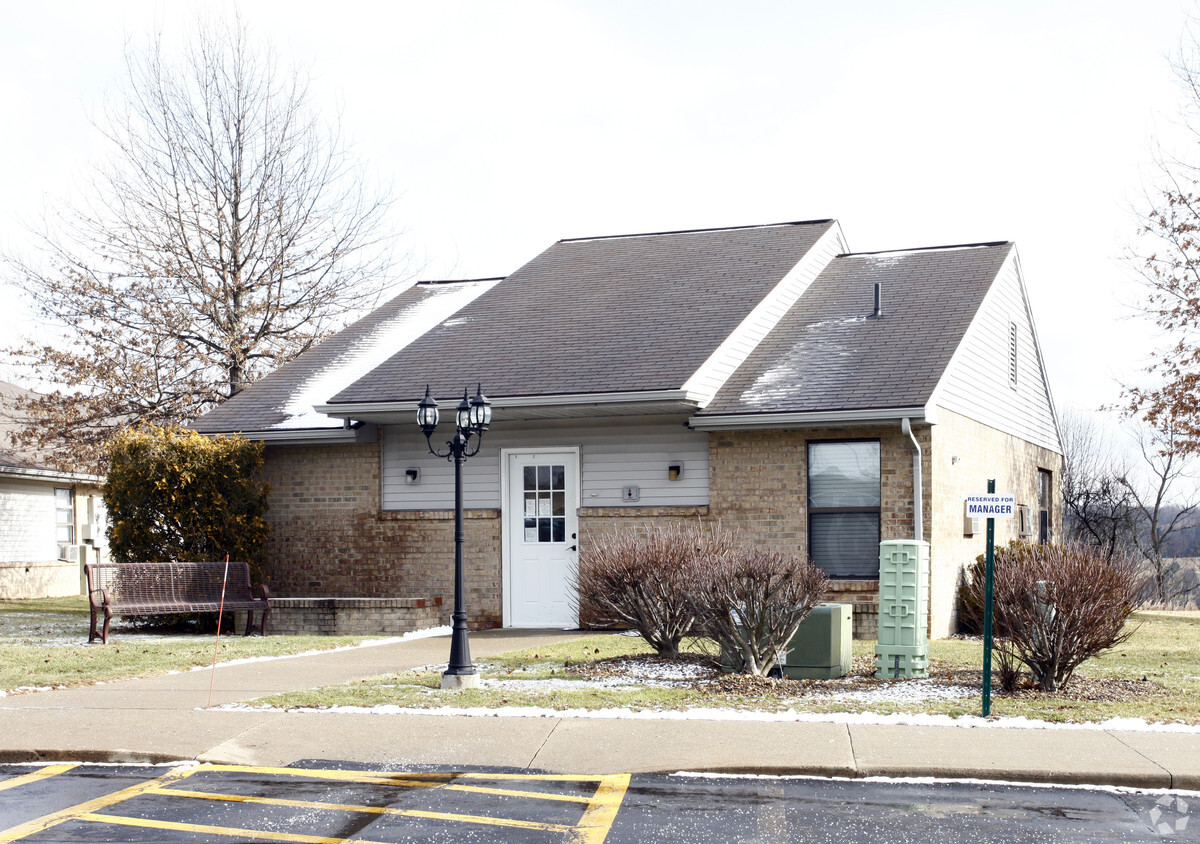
(500, 445), (582, 628)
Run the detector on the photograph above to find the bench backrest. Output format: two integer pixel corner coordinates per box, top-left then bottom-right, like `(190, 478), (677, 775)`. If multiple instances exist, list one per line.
(85, 562), (256, 606)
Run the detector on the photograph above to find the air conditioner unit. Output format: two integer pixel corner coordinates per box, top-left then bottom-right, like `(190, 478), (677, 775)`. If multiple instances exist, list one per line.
(1018, 505), (1035, 537)
(58, 544), (81, 563)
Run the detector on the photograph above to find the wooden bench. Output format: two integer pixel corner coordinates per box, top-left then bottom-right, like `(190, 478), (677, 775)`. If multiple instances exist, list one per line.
(85, 562), (271, 644)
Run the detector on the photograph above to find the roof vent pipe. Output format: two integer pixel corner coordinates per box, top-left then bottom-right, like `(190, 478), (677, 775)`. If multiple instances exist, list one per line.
(901, 417), (923, 542)
(873, 283), (882, 318)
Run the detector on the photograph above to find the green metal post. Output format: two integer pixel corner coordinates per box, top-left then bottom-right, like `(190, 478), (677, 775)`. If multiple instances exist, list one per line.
(982, 478), (995, 717)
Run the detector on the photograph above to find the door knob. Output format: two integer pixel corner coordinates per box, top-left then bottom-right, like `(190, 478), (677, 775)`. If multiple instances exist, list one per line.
(568, 545), (577, 551)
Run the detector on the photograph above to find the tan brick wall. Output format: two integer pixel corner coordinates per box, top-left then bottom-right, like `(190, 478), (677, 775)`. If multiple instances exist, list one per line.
(929, 407), (1063, 637)
(259, 443), (503, 629)
(708, 425), (931, 638)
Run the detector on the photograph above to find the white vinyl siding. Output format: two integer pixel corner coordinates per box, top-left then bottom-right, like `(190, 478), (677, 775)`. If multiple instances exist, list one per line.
(382, 418), (709, 510)
(933, 254), (1061, 454)
(0, 479), (59, 562)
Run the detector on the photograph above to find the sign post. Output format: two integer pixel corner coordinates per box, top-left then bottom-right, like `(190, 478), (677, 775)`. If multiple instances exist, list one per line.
(965, 483), (1015, 717)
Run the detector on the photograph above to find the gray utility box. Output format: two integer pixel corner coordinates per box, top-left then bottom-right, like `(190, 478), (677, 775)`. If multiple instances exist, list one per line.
(781, 603), (852, 680)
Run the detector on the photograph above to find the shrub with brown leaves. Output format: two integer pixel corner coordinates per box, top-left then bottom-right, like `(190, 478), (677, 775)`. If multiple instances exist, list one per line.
(966, 542), (1142, 692)
(573, 523), (733, 658)
(689, 549), (829, 677)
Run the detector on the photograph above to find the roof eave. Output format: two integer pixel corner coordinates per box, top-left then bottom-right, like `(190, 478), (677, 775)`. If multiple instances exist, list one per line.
(317, 389), (702, 424)
(0, 465), (104, 484)
(195, 426), (361, 445)
(689, 404), (939, 431)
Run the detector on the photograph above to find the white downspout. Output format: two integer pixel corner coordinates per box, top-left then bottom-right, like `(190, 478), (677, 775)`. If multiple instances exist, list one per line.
(901, 417), (923, 542)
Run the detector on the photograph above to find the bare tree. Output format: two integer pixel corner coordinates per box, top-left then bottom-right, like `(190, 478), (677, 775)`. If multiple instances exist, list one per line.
(1117, 420), (1200, 605)
(1060, 409), (1138, 560)
(1125, 19), (1200, 451)
(3, 13), (397, 470)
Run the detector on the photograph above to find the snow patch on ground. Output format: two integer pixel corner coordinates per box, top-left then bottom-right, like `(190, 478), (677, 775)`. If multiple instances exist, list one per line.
(217, 701), (1200, 733)
(805, 680), (976, 704)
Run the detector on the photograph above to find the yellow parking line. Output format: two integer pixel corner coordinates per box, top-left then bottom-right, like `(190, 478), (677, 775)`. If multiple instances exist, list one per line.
(196, 763), (450, 789)
(0, 764), (195, 844)
(572, 773), (632, 844)
(445, 783), (592, 803)
(461, 772), (611, 783)
(77, 812), (392, 844)
(0, 765), (77, 793)
(148, 786), (574, 834)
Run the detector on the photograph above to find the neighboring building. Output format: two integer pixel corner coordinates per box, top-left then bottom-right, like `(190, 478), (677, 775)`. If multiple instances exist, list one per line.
(192, 220), (1063, 638)
(0, 381), (106, 599)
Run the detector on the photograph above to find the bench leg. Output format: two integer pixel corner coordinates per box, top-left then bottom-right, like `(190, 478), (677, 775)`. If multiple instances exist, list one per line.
(101, 606), (112, 645)
(88, 605), (99, 644)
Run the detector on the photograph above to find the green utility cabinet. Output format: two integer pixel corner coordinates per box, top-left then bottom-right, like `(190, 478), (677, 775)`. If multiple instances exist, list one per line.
(719, 603), (852, 679)
(781, 602), (852, 680)
(874, 539), (929, 678)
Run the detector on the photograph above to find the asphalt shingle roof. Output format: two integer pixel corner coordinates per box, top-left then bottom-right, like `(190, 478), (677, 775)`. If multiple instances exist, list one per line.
(328, 221), (836, 406)
(697, 243), (1013, 417)
(191, 280), (500, 434)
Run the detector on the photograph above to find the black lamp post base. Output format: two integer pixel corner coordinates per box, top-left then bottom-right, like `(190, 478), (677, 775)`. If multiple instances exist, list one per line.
(440, 671), (480, 690)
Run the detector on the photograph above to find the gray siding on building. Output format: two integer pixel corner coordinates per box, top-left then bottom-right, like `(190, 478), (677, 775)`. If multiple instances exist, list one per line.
(381, 418), (710, 510)
(933, 253), (1061, 454)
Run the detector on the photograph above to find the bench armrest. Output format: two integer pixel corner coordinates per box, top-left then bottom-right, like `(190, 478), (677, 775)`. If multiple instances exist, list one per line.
(99, 587), (114, 608)
(258, 583), (271, 601)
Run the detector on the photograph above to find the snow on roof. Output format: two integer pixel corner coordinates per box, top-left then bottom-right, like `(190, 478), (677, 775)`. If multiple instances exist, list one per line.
(271, 279), (501, 429)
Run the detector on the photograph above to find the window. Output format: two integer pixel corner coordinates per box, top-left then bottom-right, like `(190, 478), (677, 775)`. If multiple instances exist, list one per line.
(807, 441), (880, 578)
(55, 488), (74, 544)
(1037, 469), (1052, 545)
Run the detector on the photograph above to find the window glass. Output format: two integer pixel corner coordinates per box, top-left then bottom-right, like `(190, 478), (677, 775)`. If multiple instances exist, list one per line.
(808, 442), (880, 578)
(808, 442), (880, 508)
(55, 488), (74, 544)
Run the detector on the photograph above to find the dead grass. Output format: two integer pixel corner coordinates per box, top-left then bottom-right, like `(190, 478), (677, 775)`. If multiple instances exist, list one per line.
(0, 595), (382, 693)
(258, 611), (1200, 725)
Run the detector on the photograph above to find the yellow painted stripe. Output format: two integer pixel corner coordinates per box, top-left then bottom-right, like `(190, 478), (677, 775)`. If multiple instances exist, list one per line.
(78, 812), (391, 844)
(444, 783), (591, 803)
(147, 787), (573, 834)
(571, 773), (632, 844)
(0, 764), (195, 844)
(0, 765), (77, 793)
(195, 764), (449, 789)
(460, 772), (607, 783)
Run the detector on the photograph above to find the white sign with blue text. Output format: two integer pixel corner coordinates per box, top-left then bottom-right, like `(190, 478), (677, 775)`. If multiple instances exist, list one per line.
(965, 494), (1015, 519)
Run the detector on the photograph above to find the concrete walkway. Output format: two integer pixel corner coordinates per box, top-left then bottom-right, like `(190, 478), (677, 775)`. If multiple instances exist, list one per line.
(2, 629), (1198, 790)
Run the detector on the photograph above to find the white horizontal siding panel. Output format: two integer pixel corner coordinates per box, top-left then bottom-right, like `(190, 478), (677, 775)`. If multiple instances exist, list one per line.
(932, 252), (1061, 454)
(382, 419), (710, 510)
(0, 479), (57, 563)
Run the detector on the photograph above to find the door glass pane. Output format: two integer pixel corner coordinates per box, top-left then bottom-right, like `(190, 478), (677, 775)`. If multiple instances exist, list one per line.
(521, 462), (570, 543)
(809, 512), (880, 578)
(808, 442), (880, 507)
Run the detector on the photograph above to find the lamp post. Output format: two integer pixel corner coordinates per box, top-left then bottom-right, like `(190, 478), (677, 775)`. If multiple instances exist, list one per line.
(418, 383), (491, 690)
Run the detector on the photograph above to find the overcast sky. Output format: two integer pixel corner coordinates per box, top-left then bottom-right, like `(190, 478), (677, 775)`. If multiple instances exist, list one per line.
(1, 1), (1195, 423)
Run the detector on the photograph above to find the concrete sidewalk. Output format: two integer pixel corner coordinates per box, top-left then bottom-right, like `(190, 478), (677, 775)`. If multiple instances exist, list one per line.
(2, 629), (1198, 790)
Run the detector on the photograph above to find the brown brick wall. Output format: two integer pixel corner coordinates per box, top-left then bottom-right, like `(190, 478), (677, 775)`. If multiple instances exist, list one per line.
(259, 443), (503, 628)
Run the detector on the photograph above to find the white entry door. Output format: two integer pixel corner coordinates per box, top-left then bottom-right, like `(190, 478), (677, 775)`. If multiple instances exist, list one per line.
(505, 450), (580, 628)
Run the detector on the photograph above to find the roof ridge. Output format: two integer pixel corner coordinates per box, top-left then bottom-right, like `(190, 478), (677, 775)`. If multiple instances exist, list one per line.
(559, 219), (835, 244)
(840, 241), (1011, 258)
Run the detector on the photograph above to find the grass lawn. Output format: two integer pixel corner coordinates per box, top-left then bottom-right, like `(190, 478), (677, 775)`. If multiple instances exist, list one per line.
(0, 595), (383, 693)
(257, 611), (1200, 725)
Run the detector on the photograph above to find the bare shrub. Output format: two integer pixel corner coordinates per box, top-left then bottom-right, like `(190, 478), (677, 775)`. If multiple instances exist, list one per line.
(573, 523), (733, 658)
(689, 549), (828, 677)
(967, 542), (1142, 692)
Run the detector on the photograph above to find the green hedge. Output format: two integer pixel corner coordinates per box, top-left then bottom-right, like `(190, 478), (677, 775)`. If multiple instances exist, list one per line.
(104, 426), (269, 576)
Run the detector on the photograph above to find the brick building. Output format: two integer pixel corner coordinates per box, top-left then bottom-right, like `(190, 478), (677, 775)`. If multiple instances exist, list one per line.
(192, 220), (1063, 638)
